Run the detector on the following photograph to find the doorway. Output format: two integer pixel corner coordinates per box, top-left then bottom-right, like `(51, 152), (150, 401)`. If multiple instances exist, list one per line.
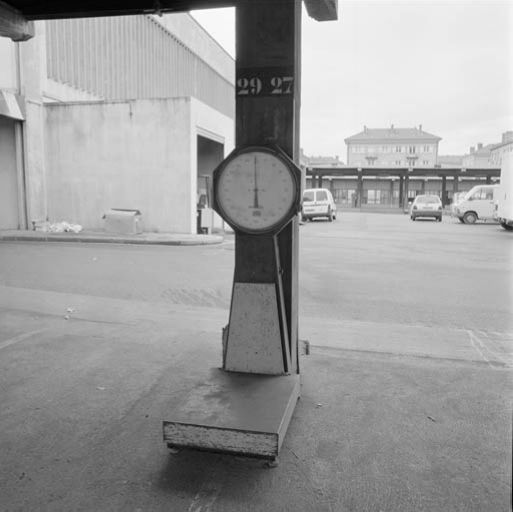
(197, 135), (224, 233)
(0, 116), (20, 229)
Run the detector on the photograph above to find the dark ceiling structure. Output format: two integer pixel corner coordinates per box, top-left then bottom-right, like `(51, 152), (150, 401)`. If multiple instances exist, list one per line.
(0, 0), (337, 41)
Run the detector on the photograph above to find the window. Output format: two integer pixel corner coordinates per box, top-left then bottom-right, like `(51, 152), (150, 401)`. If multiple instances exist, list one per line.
(423, 145), (431, 152)
(303, 191), (315, 202)
(334, 189), (355, 205)
(395, 160), (402, 166)
(485, 189), (494, 200)
(316, 190), (328, 201)
(470, 188), (488, 200)
(395, 146), (402, 153)
(415, 195), (441, 204)
(366, 190), (381, 204)
(408, 146), (416, 154)
(423, 160), (429, 165)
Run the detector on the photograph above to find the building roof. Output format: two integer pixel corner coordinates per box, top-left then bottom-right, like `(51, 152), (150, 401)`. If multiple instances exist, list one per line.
(345, 126), (442, 143)
(474, 144), (496, 156)
(490, 139), (513, 151)
(300, 149), (343, 167)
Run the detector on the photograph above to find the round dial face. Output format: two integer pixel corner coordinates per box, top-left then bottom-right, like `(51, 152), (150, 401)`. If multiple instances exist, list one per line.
(216, 150), (296, 233)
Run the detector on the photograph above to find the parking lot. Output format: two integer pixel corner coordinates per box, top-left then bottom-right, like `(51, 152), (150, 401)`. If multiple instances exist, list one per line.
(298, 211), (512, 360)
(0, 211), (511, 511)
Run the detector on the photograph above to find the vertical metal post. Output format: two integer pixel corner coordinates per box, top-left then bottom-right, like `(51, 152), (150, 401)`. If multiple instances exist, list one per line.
(404, 173), (410, 209)
(233, 0), (302, 374)
(357, 169), (363, 208)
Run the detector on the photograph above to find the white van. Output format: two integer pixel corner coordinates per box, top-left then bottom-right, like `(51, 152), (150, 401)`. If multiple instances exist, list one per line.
(301, 188), (337, 222)
(495, 152), (513, 231)
(454, 184), (499, 224)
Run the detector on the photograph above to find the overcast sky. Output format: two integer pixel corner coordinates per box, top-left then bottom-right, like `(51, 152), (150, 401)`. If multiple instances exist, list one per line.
(192, 0), (512, 161)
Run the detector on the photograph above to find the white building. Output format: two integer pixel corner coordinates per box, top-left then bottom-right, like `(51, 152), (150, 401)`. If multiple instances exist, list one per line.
(344, 125), (441, 168)
(0, 14), (234, 233)
(461, 142), (495, 168)
(489, 131), (513, 168)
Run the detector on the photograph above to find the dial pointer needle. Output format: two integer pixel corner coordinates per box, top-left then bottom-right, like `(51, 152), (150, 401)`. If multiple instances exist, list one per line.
(253, 155), (260, 209)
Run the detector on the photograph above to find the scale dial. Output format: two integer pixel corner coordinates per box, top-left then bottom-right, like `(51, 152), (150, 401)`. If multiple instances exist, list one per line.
(214, 147), (299, 234)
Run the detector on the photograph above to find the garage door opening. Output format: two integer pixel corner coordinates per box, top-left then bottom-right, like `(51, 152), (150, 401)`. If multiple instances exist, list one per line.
(0, 117), (20, 230)
(197, 134), (224, 234)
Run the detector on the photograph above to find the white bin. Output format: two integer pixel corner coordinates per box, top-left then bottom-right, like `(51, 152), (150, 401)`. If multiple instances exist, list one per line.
(103, 209), (143, 235)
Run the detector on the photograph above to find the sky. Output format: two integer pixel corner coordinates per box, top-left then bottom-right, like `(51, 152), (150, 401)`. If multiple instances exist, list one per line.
(192, 0), (513, 161)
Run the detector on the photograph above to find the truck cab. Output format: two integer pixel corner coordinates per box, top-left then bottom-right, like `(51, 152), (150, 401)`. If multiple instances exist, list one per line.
(455, 184), (498, 224)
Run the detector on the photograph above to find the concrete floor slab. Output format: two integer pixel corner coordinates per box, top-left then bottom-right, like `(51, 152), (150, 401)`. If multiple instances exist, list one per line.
(0, 304), (510, 512)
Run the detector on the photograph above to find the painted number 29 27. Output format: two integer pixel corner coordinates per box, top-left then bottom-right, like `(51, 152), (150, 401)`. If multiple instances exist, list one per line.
(236, 76), (294, 96)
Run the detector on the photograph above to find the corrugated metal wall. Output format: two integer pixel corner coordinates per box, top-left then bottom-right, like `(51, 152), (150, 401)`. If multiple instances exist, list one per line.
(45, 15), (234, 118)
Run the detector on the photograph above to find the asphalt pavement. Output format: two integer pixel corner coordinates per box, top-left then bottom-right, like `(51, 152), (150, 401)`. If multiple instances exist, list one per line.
(0, 213), (511, 511)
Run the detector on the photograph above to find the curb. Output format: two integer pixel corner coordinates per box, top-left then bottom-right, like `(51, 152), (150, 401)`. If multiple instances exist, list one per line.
(0, 233), (225, 246)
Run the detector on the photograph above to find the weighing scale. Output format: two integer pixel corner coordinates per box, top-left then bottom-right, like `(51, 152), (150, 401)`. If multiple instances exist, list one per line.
(163, 0), (337, 465)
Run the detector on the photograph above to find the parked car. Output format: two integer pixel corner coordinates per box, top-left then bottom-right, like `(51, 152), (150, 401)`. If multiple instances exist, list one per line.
(454, 184), (499, 224)
(410, 194), (443, 222)
(301, 188), (337, 222)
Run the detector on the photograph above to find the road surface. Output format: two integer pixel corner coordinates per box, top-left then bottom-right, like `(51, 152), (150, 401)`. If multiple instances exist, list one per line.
(0, 212), (511, 511)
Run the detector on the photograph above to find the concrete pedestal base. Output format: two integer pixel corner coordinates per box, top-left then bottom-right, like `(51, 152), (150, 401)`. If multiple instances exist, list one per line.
(163, 368), (300, 460)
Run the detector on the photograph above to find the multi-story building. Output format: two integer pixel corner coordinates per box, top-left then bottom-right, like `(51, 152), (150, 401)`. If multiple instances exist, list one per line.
(436, 155), (463, 168)
(305, 125), (501, 209)
(300, 149), (343, 169)
(344, 125), (441, 168)
(461, 142), (495, 168)
(489, 131), (513, 168)
(0, 14), (234, 233)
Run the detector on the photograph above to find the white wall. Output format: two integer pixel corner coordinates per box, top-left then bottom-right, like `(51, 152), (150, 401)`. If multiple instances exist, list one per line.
(43, 80), (103, 103)
(43, 97), (234, 233)
(24, 100), (48, 223)
(0, 38), (17, 91)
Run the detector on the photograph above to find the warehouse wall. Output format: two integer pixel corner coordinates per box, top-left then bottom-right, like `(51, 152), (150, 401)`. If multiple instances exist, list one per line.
(44, 97), (233, 233)
(45, 15), (234, 118)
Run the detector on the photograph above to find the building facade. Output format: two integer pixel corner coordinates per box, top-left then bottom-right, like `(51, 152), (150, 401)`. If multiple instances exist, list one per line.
(489, 131), (513, 168)
(304, 125), (502, 209)
(461, 142), (495, 168)
(0, 14), (235, 233)
(344, 125), (441, 168)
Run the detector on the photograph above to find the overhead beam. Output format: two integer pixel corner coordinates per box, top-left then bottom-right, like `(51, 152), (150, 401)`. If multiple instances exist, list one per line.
(304, 0), (338, 21)
(1, 0), (338, 22)
(0, 0), (34, 40)
(2, 0), (235, 20)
